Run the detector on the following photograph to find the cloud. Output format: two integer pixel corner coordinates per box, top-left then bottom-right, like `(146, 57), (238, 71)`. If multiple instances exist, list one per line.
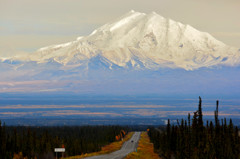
(124, 109), (240, 117)
(0, 104), (173, 109)
(0, 111), (35, 117)
(0, 80), (67, 93)
(125, 109), (193, 117)
(39, 88), (63, 92)
(43, 110), (122, 117)
(0, 80), (49, 86)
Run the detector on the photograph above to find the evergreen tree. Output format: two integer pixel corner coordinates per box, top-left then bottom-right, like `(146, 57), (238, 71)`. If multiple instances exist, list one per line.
(0, 124), (129, 158)
(198, 96), (203, 129)
(0, 120), (2, 157)
(148, 98), (240, 159)
(215, 100), (219, 126)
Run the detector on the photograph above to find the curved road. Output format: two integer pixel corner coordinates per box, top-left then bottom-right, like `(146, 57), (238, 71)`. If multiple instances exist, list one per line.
(84, 132), (141, 159)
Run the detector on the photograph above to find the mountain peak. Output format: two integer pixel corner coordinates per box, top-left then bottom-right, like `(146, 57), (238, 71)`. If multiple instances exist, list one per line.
(130, 9), (136, 13)
(149, 11), (157, 15)
(123, 10), (144, 16)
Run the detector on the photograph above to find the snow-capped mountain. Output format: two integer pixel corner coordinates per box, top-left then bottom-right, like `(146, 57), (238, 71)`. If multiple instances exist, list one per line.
(1, 10), (240, 71)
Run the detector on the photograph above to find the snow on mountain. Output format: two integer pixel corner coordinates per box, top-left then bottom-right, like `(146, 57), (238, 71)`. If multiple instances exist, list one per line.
(1, 10), (240, 70)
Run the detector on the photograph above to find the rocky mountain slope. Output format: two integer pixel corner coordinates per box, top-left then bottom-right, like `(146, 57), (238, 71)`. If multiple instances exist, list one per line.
(1, 10), (240, 71)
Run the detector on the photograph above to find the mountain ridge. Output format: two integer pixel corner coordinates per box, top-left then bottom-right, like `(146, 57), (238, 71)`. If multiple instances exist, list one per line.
(1, 10), (240, 71)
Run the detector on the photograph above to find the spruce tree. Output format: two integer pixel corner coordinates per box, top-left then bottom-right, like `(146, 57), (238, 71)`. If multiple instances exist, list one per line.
(0, 120), (2, 157)
(215, 100), (219, 126)
(148, 98), (240, 159)
(198, 96), (203, 129)
(1, 122), (7, 159)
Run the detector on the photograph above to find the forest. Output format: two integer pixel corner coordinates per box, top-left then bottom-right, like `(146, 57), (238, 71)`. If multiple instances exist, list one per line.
(0, 124), (129, 159)
(148, 97), (240, 159)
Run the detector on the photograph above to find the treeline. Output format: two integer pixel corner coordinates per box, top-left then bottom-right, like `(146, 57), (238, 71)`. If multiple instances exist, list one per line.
(148, 97), (240, 159)
(0, 124), (129, 159)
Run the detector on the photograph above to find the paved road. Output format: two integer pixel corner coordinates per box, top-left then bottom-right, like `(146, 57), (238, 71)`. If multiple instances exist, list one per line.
(84, 132), (141, 159)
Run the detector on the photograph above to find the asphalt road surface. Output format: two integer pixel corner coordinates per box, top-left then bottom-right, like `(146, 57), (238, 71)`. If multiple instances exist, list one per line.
(84, 132), (141, 159)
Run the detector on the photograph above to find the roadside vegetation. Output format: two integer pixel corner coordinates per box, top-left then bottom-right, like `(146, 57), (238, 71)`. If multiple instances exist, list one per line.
(66, 132), (134, 159)
(0, 125), (129, 159)
(148, 97), (240, 159)
(125, 132), (161, 159)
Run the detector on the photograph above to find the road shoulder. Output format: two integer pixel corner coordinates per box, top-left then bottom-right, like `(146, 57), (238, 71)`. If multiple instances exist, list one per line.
(124, 132), (161, 159)
(65, 132), (134, 159)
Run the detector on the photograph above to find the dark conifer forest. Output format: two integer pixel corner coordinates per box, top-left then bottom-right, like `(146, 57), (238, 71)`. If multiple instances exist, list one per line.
(148, 97), (240, 159)
(1, 97), (240, 159)
(0, 125), (128, 159)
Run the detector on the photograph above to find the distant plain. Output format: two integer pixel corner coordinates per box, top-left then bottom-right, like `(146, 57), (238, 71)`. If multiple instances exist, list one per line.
(1, 94), (239, 126)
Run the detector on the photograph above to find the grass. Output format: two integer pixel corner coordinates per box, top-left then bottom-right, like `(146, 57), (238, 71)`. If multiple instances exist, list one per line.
(65, 132), (134, 159)
(124, 132), (161, 159)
